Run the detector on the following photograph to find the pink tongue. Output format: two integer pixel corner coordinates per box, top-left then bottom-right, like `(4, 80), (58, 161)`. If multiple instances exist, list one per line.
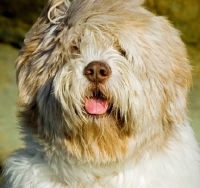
(85, 99), (108, 115)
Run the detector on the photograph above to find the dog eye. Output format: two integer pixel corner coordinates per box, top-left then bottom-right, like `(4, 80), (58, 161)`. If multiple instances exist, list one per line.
(119, 48), (127, 57)
(71, 45), (81, 55)
(72, 45), (79, 51)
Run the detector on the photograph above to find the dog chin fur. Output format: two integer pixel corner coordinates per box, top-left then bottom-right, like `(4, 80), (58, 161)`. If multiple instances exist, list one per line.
(2, 0), (200, 187)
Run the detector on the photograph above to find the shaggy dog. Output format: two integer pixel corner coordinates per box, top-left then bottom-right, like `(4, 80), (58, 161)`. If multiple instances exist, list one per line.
(2, 0), (200, 187)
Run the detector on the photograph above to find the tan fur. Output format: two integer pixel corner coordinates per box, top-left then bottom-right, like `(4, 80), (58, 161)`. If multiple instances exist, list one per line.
(16, 0), (191, 165)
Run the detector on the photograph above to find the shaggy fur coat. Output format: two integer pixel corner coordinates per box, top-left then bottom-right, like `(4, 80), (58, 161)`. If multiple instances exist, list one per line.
(2, 0), (200, 187)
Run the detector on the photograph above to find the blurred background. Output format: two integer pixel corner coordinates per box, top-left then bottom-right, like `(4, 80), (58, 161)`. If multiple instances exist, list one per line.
(0, 0), (200, 184)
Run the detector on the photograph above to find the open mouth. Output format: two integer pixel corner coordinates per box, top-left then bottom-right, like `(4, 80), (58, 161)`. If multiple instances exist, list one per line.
(85, 89), (109, 115)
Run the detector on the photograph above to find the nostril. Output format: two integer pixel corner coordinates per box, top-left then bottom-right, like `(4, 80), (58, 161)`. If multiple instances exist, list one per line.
(99, 68), (107, 76)
(85, 68), (94, 76)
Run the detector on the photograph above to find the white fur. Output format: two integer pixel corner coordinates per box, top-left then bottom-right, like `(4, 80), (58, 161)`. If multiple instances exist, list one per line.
(3, 123), (200, 188)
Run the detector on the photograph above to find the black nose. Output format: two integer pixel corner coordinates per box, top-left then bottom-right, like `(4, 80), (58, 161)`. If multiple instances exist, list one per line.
(83, 61), (111, 83)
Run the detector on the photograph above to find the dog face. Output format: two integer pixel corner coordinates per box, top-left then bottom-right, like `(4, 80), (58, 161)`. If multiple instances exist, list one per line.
(16, 0), (191, 163)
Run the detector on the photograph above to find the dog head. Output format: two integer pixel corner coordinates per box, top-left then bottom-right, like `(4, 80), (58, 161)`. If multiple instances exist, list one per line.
(16, 0), (191, 163)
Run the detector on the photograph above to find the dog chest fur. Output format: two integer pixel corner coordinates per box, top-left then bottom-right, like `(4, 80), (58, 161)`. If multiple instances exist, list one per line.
(4, 123), (200, 187)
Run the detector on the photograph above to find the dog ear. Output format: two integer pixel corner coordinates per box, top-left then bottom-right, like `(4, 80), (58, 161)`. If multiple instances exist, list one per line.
(16, 0), (71, 107)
